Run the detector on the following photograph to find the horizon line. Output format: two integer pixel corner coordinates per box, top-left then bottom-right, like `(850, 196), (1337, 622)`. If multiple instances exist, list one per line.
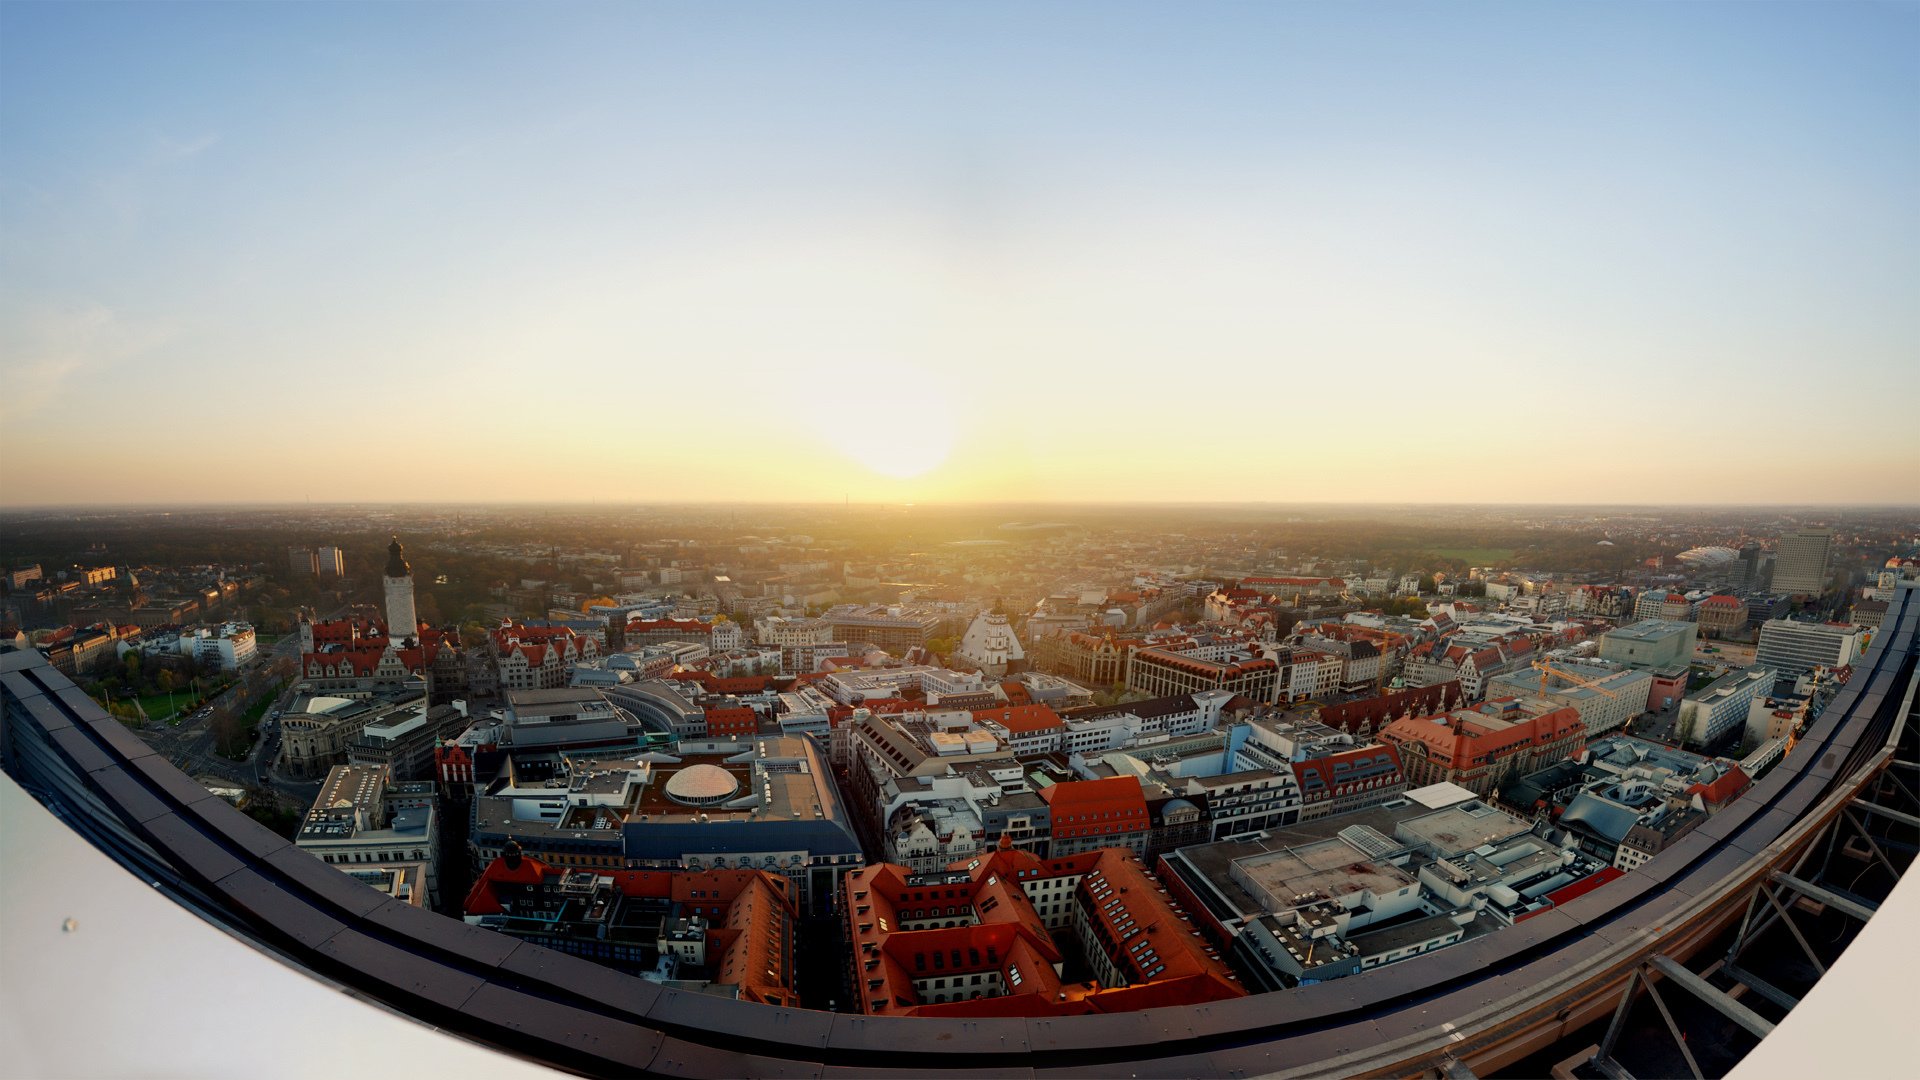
(4, 498), (1918, 513)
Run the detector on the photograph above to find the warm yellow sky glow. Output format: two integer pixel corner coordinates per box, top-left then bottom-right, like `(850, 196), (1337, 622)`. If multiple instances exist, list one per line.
(2, 4), (1916, 508)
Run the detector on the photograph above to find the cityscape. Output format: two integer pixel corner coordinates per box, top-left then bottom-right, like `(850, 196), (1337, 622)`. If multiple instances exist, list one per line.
(3, 503), (1917, 1074)
(2, 3), (1917, 1080)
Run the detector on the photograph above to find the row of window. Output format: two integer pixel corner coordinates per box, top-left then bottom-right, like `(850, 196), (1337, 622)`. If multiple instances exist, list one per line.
(319, 848), (425, 864)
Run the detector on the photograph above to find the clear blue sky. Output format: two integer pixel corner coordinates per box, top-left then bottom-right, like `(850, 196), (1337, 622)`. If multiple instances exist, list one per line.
(2, 1), (1915, 505)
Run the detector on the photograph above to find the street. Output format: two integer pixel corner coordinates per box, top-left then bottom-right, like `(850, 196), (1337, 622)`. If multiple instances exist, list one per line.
(131, 632), (321, 805)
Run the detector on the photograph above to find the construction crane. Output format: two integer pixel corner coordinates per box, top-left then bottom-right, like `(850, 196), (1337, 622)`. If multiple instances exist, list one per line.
(1531, 660), (1620, 699)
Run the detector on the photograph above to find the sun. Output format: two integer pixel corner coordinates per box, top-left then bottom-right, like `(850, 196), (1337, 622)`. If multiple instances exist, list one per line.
(809, 363), (960, 480)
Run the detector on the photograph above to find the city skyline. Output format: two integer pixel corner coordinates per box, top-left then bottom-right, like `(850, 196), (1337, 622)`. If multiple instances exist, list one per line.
(4, 2), (1917, 506)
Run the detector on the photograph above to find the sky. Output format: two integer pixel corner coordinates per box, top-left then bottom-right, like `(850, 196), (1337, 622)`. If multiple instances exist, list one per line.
(1, 1), (1916, 508)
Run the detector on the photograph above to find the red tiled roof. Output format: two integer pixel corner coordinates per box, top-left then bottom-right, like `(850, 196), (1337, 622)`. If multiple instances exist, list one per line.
(1293, 743), (1403, 797)
(1040, 777), (1148, 838)
(1686, 766), (1750, 806)
(845, 844), (1240, 1018)
(698, 673), (772, 694)
(1317, 682), (1464, 734)
(971, 704), (1064, 735)
(1076, 851), (1235, 986)
(465, 855), (795, 1003)
(1379, 701), (1585, 770)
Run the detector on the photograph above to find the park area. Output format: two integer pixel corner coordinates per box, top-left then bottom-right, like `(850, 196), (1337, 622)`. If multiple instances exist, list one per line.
(1422, 546), (1517, 564)
(102, 676), (234, 726)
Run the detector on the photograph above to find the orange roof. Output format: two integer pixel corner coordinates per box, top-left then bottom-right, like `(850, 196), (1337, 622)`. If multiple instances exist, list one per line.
(1040, 777), (1148, 838)
(1076, 851), (1239, 987)
(1380, 700), (1584, 769)
(465, 855), (794, 1004)
(845, 844), (1240, 1017)
(699, 673), (772, 694)
(971, 703), (1064, 735)
(1686, 766), (1751, 806)
(1294, 744), (1403, 793)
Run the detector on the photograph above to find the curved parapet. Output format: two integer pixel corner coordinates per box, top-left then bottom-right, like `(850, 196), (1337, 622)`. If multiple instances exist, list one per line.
(0, 581), (1914, 1076)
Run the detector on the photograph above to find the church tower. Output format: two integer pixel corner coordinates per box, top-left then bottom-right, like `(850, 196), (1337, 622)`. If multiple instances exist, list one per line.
(383, 536), (418, 644)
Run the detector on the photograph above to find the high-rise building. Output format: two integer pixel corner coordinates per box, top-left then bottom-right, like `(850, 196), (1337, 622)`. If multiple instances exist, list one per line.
(291, 545), (345, 577)
(1772, 528), (1833, 596)
(315, 546), (345, 577)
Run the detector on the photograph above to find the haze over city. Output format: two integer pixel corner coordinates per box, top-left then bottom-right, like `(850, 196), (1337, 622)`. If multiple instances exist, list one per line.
(4, 2), (1917, 507)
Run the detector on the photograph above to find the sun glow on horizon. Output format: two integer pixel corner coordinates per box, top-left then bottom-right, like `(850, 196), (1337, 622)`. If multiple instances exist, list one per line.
(805, 363), (960, 481)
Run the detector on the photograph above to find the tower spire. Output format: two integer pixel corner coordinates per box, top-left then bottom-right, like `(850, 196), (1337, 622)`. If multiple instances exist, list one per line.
(383, 535), (419, 643)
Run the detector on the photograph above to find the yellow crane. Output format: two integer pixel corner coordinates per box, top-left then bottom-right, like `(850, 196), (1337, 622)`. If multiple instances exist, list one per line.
(1531, 660), (1620, 699)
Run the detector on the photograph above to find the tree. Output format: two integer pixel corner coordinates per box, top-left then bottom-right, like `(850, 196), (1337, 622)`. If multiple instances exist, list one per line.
(210, 703), (241, 757)
(157, 670), (176, 693)
(1675, 708), (1700, 749)
(239, 786), (302, 839)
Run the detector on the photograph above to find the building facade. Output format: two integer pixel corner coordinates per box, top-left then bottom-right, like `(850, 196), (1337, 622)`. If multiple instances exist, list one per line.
(1598, 620), (1697, 669)
(1378, 699), (1588, 796)
(1771, 527), (1834, 596)
(1755, 620), (1865, 675)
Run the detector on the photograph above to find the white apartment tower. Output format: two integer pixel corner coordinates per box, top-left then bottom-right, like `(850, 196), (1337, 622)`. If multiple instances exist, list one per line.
(383, 536), (419, 643)
(1772, 528), (1833, 596)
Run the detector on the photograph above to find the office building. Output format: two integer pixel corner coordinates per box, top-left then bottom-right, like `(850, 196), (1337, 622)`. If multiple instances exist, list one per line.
(1485, 662), (1650, 739)
(465, 851), (797, 1003)
(1755, 620), (1867, 675)
(1771, 527), (1833, 596)
(1127, 646), (1278, 701)
(296, 764), (441, 905)
(468, 735), (864, 916)
(822, 604), (945, 651)
(345, 701), (469, 780)
(1675, 667), (1774, 748)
